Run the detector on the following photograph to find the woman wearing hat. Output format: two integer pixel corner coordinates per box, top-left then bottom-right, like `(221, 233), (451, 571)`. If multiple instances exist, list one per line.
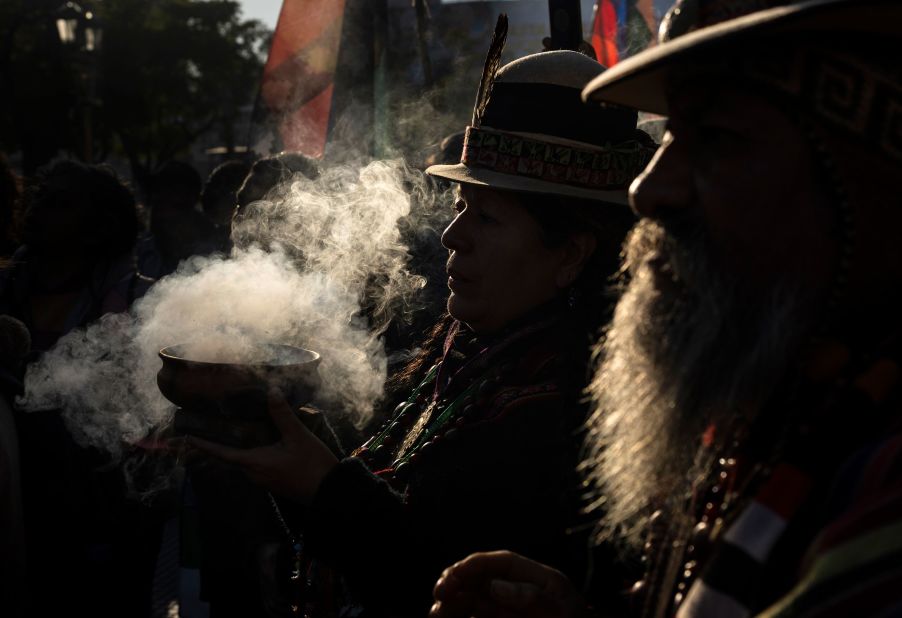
(192, 17), (655, 616)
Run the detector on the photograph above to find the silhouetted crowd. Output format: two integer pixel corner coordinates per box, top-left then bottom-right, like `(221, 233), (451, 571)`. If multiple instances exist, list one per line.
(0, 154), (236, 618)
(0, 150), (454, 618)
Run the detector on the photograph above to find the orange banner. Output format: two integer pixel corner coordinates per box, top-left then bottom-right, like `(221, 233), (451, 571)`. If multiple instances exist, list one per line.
(259, 0), (347, 157)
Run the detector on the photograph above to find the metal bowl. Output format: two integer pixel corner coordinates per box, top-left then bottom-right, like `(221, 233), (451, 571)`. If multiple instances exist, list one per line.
(157, 343), (322, 447)
(158, 343), (321, 414)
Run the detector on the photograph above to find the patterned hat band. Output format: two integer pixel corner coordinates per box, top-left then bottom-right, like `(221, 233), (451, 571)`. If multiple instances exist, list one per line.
(461, 126), (657, 191)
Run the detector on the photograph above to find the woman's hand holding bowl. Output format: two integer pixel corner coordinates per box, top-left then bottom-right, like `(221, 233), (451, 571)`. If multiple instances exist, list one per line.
(188, 388), (338, 504)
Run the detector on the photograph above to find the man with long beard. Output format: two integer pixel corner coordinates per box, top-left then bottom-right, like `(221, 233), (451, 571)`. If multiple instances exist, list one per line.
(429, 1), (902, 616)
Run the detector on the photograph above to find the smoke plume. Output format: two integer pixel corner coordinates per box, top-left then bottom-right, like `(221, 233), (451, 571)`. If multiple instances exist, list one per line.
(20, 159), (449, 457)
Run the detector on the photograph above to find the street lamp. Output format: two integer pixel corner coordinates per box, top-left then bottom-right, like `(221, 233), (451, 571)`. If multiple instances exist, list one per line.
(55, 3), (79, 45)
(55, 1), (103, 162)
(56, 2), (103, 51)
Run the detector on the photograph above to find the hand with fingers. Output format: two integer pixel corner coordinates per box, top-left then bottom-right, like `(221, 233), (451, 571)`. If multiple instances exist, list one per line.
(188, 388), (339, 504)
(430, 550), (589, 618)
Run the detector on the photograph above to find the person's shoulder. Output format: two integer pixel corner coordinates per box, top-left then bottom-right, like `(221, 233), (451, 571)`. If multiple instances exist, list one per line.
(492, 325), (590, 416)
(761, 433), (902, 617)
(813, 432), (902, 554)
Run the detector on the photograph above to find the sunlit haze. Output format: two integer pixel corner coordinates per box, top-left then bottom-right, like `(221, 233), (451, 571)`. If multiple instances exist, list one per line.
(239, 0), (283, 29)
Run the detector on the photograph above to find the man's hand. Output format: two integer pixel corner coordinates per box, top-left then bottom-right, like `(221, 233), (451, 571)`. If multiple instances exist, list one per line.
(188, 389), (338, 504)
(430, 551), (588, 618)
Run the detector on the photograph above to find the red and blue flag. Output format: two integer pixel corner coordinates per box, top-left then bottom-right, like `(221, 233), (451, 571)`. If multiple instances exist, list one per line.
(591, 0), (658, 67)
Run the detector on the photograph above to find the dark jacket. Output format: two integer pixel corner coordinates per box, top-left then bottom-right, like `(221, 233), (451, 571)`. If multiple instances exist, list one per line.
(303, 306), (600, 615)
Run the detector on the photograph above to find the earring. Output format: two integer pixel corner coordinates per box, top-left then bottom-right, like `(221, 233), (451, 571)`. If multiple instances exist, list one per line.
(567, 286), (581, 309)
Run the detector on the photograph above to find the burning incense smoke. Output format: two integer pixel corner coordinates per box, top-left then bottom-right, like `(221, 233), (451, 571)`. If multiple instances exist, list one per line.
(20, 159), (447, 456)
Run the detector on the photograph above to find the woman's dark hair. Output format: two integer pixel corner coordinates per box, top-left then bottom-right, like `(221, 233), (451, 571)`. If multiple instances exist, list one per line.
(517, 192), (635, 296)
(385, 313), (455, 400)
(24, 160), (139, 259)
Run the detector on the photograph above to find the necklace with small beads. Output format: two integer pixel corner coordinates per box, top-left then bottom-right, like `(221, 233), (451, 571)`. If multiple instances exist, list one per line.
(355, 316), (561, 481)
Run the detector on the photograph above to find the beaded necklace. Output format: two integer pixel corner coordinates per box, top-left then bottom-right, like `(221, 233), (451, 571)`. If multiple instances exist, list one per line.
(355, 315), (562, 479)
(355, 363), (489, 476)
(268, 492), (315, 617)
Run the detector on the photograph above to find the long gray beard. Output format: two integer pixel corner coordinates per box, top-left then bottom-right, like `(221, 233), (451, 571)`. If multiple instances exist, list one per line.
(584, 219), (804, 549)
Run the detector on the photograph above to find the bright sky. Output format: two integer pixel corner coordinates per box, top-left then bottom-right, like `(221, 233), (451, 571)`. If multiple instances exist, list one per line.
(238, 0), (283, 30)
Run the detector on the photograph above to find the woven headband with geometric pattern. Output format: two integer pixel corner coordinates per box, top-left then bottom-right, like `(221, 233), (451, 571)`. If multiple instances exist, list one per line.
(745, 45), (902, 162)
(461, 126), (656, 190)
(661, 0), (902, 162)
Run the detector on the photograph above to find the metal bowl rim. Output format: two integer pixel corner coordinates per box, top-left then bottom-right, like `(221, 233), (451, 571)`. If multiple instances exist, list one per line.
(158, 343), (321, 368)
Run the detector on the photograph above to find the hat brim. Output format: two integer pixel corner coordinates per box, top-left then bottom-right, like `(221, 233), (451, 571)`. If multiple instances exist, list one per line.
(425, 163), (630, 205)
(582, 0), (902, 114)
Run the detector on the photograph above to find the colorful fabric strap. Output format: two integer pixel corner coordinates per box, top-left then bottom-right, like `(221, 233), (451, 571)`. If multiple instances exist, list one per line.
(757, 433), (902, 618)
(677, 463), (813, 618)
(675, 347), (902, 618)
(461, 125), (656, 191)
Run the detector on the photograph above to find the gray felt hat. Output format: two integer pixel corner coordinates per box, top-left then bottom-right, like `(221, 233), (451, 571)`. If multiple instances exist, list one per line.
(427, 16), (656, 205)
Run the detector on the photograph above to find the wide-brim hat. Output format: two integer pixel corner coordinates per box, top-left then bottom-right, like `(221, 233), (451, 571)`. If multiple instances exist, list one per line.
(582, 0), (902, 114)
(427, 16), (657, 205)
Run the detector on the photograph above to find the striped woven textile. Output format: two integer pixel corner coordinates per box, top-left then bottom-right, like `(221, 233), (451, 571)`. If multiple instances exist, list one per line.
(759, 434), (902, 617)
(677, 464), (813, 618)
(671, 340), (902, 618)
(677, 434), (902, 618)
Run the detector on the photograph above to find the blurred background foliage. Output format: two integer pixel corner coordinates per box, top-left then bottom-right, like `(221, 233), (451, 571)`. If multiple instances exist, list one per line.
(0, 0), (271, 176)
